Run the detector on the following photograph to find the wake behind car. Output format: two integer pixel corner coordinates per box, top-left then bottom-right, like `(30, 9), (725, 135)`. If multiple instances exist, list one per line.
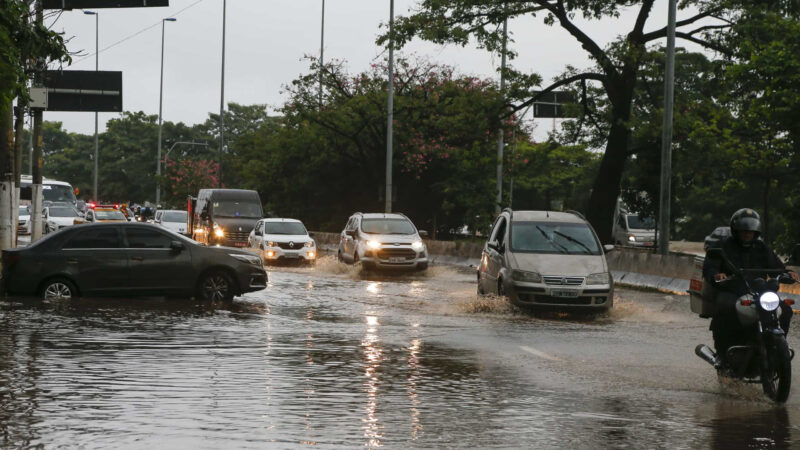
(249, 218), (316, 264)
(478, 209), (614, 311)
(1, 222), (267, 302)
(337, 212), (428, 271)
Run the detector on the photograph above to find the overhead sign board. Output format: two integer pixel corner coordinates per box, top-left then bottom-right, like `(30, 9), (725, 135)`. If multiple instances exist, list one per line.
(43, 70), (122, 112)
(44, 0), (168, 9)
(533, 91), (577, 118)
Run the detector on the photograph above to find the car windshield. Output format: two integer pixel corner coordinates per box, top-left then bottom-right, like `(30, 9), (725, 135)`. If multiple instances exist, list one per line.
(511, 221), (601, 255)
(96, 210), (126, 220)
(43, 184), (76, 204)
(162, 211), (187, 223)
(264, 222), (307, 235)
(627, 215), (655, 230)
(361, 218), (416, 235)
(212, 201), (262, 218)
(19, 206), (30, 216)
(49, 207), (78, 218)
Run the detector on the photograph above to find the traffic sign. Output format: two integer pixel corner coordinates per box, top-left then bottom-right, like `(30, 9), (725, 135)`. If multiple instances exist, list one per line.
(533, 91), (577, 118)
(43, 0), (168, 9)
(42, 70), (122, 112)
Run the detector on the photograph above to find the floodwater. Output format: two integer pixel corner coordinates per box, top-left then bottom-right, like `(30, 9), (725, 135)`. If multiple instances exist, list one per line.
(2, 256), (800, 448)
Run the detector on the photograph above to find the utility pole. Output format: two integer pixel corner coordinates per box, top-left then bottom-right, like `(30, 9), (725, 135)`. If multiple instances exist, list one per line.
(495, 17), (507, 213)
(156, 17), (176, 206)
(657, 0), (677, 256)
(13, 104), (25, 248)
(31, 0), (44, 242)
(218, 0), (227, 187)
(384, 0), (394, 213)
(0, 99), (13, 251)
(319, 0), (325, 107)
(84, 10), (99, 202)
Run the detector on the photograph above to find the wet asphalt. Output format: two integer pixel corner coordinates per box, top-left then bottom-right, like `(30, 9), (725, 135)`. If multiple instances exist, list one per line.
(1, 256), (799, 449)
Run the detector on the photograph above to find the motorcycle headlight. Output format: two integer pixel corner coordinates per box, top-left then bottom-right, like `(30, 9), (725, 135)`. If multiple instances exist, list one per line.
(229, 253), (262, 267)
(586, 272), (611, 285)
(511, 270), (542, 283)
(411, 240), (425, 251)
(305, 241), (315, 248)
(366, 240), (381, 250)
(760, 292), (780, 312)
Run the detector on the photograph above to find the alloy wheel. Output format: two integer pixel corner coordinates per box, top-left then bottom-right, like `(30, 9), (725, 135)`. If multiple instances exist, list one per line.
(202, 275), (230, 302)
(44, 282), (72, 300)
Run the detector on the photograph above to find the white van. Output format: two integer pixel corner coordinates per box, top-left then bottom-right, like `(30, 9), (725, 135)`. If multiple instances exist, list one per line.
(612, 206), (656, 248)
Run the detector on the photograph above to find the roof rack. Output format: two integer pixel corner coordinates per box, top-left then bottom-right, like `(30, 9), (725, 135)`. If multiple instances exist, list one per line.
(566, 210), (586, 220)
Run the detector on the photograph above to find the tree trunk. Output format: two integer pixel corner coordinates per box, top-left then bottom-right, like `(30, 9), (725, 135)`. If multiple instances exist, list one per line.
(586, 121), (631, 244)
(0, 100), (14, 251)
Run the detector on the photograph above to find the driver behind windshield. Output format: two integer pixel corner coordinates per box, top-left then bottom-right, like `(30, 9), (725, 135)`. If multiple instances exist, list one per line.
(702, 208), (799, 368)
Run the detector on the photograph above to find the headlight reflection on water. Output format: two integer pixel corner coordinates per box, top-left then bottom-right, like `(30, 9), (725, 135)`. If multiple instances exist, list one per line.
(362, 314), (383, 447)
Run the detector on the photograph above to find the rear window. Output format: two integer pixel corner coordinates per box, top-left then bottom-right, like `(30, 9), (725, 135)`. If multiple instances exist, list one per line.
(96, 210), (126, 220)
(510, 221), (601, 255)
(63, 228), (120, 249)
(162, 211), (187, 223)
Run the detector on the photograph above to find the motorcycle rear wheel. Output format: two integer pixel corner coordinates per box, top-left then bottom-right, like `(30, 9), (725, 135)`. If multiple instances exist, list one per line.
(762, 335), (792, 403)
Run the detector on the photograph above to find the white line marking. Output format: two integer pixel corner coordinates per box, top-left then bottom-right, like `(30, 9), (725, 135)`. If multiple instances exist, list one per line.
(520, 345), (560, 361)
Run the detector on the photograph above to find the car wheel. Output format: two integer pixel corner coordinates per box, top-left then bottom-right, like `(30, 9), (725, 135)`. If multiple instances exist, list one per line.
(198, 271), (235, 303)
(41, 278), (78, 301)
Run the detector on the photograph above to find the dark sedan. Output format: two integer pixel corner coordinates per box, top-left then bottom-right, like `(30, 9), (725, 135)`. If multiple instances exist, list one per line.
(1, 223), (267, 302)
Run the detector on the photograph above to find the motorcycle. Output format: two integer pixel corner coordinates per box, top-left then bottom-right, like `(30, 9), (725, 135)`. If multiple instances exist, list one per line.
(695, 248), (798, 403)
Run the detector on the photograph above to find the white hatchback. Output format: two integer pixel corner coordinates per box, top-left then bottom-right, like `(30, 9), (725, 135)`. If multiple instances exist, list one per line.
(249, 218), (316, 264)
(155, 210), (188, 235)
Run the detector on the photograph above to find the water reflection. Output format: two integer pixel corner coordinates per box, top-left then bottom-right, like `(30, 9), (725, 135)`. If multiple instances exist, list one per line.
(362, 314), (383, 447)
(707, 403), (793, 449)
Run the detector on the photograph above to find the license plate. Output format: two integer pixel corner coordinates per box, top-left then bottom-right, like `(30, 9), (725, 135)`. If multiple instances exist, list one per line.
(233, 242), (246, 247)
(551, 289), (579, 298)
(389, 257), (405, 263)
(284, 253), (298, 259)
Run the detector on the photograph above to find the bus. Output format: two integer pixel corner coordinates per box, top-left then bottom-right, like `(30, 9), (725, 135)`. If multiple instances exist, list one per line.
(20, 175), (78, 207)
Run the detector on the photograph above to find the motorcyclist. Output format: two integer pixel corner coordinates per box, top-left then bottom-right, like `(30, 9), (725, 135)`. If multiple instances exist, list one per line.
(703, 208), (800, 367)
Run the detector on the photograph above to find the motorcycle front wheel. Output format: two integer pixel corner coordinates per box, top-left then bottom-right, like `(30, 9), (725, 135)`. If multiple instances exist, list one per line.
(762, 335), (792, 403)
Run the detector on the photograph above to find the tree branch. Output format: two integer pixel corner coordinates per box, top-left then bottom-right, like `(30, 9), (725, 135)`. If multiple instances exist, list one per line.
(642, 8), (721, 41)
(507, 72), (606, 116)
(632, 0), (655, 37)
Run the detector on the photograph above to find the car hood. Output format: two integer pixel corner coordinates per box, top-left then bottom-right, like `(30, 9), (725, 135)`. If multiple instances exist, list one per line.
(360, 233), (419, 244)
(20, 215), (30, 220)
(264, 233), (312, 243)
(163, 222), (186, 230)
(205, 245), (258, 257)
(214, 217), (259, 231)
(48, 217), (78, 225)
(628, 229), (655, 238)
(509, 252), (607, 276)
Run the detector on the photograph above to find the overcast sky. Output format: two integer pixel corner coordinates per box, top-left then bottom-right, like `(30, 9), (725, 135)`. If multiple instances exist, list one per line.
(41, 0), (686, 139)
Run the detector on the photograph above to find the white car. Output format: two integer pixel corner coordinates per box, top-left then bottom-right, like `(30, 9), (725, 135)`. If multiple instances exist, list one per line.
(249, 218), (316, 264)
(43, 205), (82, 234)
(155, 210), (188, 235)
(18, 205), (31, 235)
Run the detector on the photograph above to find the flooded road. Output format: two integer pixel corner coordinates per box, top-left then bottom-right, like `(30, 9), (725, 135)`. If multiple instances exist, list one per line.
(2, 257), (800, 448)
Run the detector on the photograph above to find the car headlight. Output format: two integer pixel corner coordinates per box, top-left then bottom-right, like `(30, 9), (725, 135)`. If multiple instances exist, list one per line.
(367, 240), (381, 249)
(214, 228), (225, 238)
(305, 241), (315, 248)
(586, 272), (611, 285)
(511, 270), (542, 283)
(760, 292), (780, 311)
(230, 253), (262, 267)
(627, 234), (636, 242)
(411, 240), (425, 251)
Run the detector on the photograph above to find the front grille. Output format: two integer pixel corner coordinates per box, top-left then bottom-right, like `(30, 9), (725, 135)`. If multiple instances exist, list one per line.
(277, 241), (305, 250)
(225, 230), (250, 241)
(534, 296), (592, 305)
(377, 248), (417, 260)
(543, 275), (585, 286)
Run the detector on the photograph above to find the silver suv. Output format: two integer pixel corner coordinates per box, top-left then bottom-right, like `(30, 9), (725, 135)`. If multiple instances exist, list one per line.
(477, 209), (614, 310)
(337, 212), (428, 271)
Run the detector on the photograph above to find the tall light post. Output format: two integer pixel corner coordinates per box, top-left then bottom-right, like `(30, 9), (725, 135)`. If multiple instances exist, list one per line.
(218, 0), (227, 187)
(319, 0), (325, 107)
(84, 10), (98, 201)
(495, 17), (508, 213)
(658, 0), (677, 255)
(385, 0), (394, 213)
(156, 17), (177, 206)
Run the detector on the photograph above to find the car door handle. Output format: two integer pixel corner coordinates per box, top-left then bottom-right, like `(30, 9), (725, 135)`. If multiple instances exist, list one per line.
(131, 256), (144, 261)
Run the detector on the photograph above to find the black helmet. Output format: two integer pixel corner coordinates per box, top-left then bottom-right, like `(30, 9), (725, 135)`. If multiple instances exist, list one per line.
(730, 208), (762, 234)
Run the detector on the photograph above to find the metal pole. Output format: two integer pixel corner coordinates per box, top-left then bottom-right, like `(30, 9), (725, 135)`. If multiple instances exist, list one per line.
(31, 0), (44, 242)
(657, 0), (676, 256)
(384, 0), (394, 213)
(93, 13), (99, 202)
(495, 17), (507, 213)
(156, 18), (175, 205)
(218, 0), (226, 187)
(319, 0), (325, 107)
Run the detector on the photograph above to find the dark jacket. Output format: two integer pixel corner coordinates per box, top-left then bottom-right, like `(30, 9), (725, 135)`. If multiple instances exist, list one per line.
(703, 236), (785, 295)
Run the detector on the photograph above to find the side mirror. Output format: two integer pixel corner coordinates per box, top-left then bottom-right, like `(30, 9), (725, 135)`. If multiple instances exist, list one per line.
(603, 244), (615, 252)
(170, 240), (185, 251)
(345, 229), (356, 237)
(419, 230), (429, 238)
(255, 229), (262, 236)
(488, 240), (502, 252)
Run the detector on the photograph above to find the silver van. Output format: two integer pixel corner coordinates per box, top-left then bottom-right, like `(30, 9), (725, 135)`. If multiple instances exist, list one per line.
(477, 209), (615, 310)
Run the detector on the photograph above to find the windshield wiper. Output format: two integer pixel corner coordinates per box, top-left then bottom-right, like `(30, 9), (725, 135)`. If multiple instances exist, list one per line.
(553, 230), (594, 254)
(536, 226), (568, 254)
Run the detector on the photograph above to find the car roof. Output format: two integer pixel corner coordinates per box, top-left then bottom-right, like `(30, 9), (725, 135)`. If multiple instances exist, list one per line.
(508, 210), (586, 224)
(263, 218), (302, 223)
(358, 213), (408, 220)
(158, 209), (186, 213)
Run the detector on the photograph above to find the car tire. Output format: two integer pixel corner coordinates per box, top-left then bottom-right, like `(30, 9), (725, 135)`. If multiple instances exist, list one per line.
(40, 277), (79, 301)
(477, 273), (485, 296)
(497, 277), (506, 297)
(197, 271), (235, 303)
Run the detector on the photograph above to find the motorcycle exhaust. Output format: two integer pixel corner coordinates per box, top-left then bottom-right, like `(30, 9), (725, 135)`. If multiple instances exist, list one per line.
(695, 344), (718, 366)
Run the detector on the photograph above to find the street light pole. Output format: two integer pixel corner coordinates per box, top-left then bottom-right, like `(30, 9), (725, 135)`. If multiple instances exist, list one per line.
(156, 17), (176, 206)
(658, 0), (677, 255)
(163, 141), (209, 177)
(319, 0), (325, 107)
(84, 10), (98, 201)
(218, 0), (227, 187)
(384, 0), (394, 213)
(495, 17), (508, 214)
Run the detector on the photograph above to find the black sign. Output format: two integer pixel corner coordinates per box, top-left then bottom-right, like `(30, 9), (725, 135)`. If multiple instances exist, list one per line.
(44, 70), (122, 112)
(44, 0), (168, 9)
(533, 91), (577, 118)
